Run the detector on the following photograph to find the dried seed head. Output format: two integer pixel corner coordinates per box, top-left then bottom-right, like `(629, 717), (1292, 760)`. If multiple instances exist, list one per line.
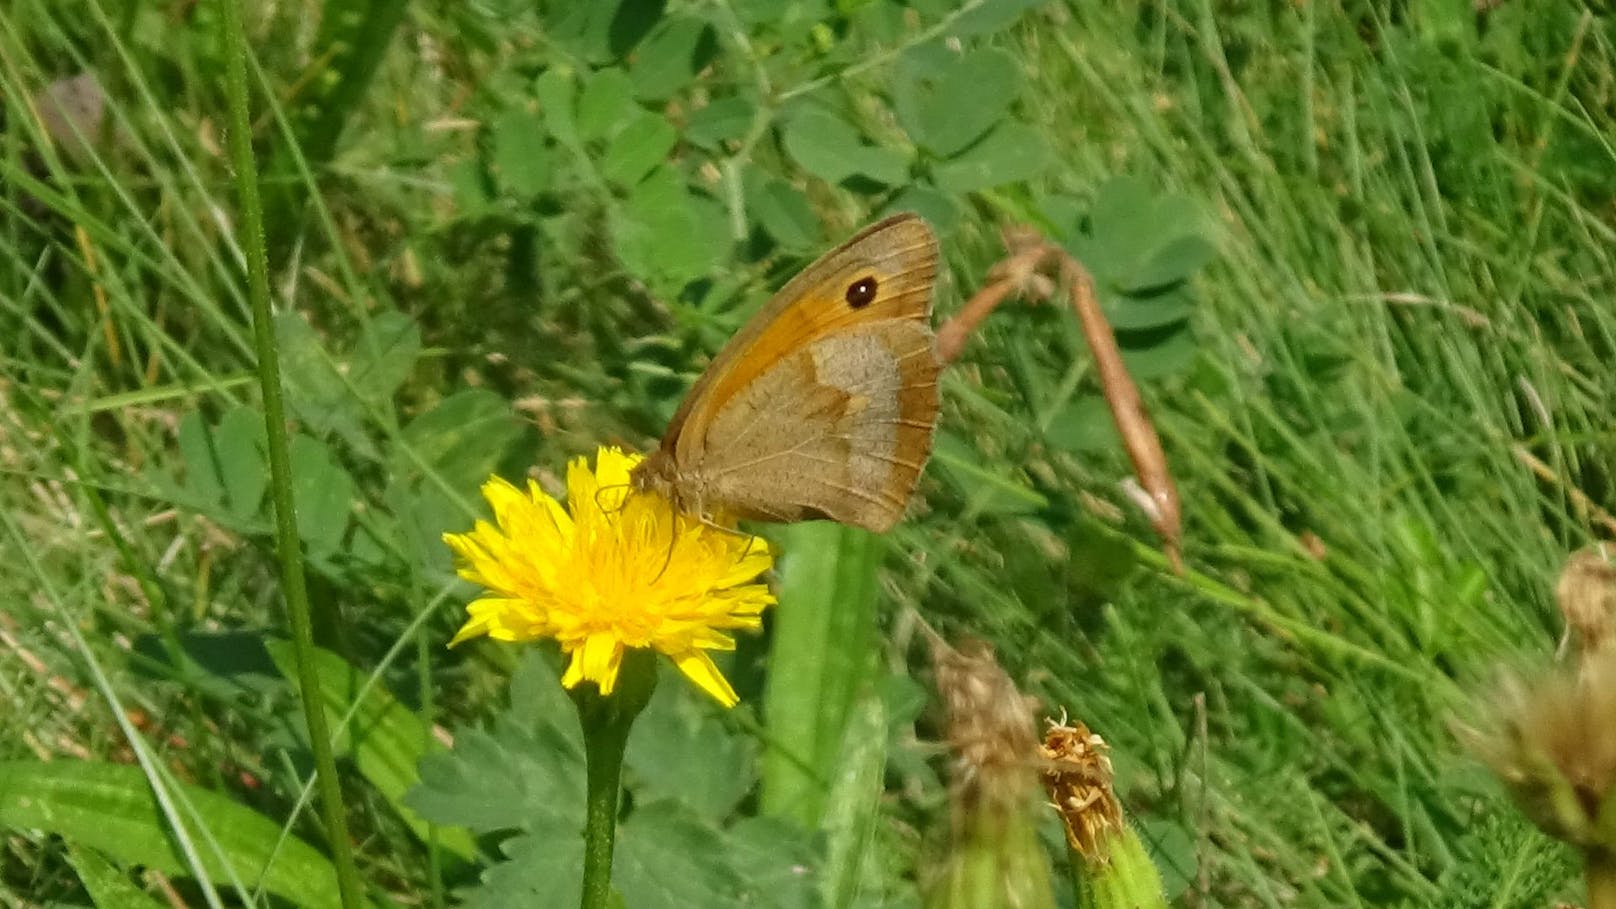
(931, 636), (1042, 815)
(1557, 545), (1616, 658)
(1460, 647), (1616, 849)
(926, 636), (1055, 909)
(1040, 715), (1124, 861)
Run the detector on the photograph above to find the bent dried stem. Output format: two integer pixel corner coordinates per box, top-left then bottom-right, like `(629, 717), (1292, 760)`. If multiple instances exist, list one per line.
(938, 230), (1184, 573)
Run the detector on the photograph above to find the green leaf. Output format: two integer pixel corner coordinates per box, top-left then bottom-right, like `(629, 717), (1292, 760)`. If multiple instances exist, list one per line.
(1104, 283), (1196, 331)
(932, 120), (1050, 193)
(782, 110), (909, 186)
(543, 0), (666, 63)
(577, 69), (638, 142)
(177, 412), (226, 506)
(615, 801), (747, 908)
(274, 310), (374, 457)
(945, 0), (1048, 36)
(630, 14), (718, 100)
(725, 817), (821, 909)
(0, 761), (353, 909)
(685, 95), (758, 150)
(1119, 324), (1199, 379)
(818, 694), (888, 908)
(601, 110), (678, 188)
(461, 830), (584, 908)
(397, 389), (523, 493)
(288, 434), (354, 556)
(406, 653), (586, 834)
(895, 48), (1020, 157)
(490, 108), (553, 198)
(624, 679), (754, 821)
(880, 184), (960, 235)
(533, 69), (580, 150)
(745, 171), (821, 250)
(611, 167), (732, 289)
(265, 641), (478, 861)
(760, 523), (883, 827)
(1127, 234), (1217, 291)
(350, 311), (421, 404)
(66, 845), (168, 909)
(1042, 394), (1119, 455)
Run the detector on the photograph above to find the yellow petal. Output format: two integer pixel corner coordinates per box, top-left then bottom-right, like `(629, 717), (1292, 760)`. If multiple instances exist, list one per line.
(670, 650), (738, 708)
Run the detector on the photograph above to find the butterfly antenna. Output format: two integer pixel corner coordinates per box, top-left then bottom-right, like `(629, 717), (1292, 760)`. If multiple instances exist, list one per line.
(651, 519), (678, 583)
(594, 482), (633, 521)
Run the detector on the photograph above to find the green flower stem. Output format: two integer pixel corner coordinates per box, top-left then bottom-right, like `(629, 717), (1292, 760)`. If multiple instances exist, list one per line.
(573, 650), (657, 909)
(216, 1), (364, 906)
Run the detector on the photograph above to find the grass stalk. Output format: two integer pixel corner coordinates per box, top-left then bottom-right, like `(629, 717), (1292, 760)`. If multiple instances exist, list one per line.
(216, 0), (365, 905)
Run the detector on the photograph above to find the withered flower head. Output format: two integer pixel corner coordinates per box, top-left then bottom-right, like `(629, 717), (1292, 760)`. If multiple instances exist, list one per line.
(1460, 647), (1616, 850)
(926, 636), (1054, 909)
(1557, 545), (1616, 658)
(1040, 715), (1124, 861)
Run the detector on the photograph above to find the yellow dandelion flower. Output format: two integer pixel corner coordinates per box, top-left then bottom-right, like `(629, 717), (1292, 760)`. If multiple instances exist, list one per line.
(442, 446), (774, 707)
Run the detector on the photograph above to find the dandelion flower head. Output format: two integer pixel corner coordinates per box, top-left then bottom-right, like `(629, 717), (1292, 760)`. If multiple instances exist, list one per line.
(443, 447), (774, 706)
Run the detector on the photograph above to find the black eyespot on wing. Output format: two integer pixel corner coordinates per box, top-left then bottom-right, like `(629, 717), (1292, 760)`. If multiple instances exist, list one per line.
(845, 276), (878, 308)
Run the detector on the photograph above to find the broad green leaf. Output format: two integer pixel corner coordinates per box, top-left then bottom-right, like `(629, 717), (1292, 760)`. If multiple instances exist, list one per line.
(945, 0), (1049, 36)
(461, 828), (585, 908)
(67, 845), (168, 909)
(782, 111), (909, 186)
(288, 434), (354, 556)
(1104, 285), (1196, 332)
(543, 0), (665, 62)
(1042, 394), (1119, 455)
(577, 69), (638, 142)
(1119, 325), (1198, 379)
(624, 679), (754, 821)
(819, 694), (887, 908)
(1126, 234), (1217, 292)
(686, 95), (758, 150)
(615, 801), (746, 909)
(406, 653), (585, 834)
(177, 411), (226, 507)
(760, 523), (883, 827)
(745, 171), (821, 250)
(601, 111), (678, 187)
(265, 641), (477, 861)
(397, 389), (523, 493)
(725, 817), (821, 909)
(611, 167), (731, 289)
(215, 407), (267, 520)
(274, 310), (374, 457)
(533, 69), (580, 150)
(0, 761), (351, 909)
(932, 120), (1050, 193)
(895, 48), (1020, 157)
(881, 184), (960, 235)
(350, 311), (421, 404)
(630, 14), (718, 100)
(490, 108), (553, 197)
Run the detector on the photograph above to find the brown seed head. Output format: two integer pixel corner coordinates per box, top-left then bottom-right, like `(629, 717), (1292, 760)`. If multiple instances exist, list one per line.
(1040, 715), (1125, 861)
(1556, 545), (1616, 658)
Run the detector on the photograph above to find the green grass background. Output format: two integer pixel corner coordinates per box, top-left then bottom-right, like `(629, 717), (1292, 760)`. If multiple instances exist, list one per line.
(1, 0), (1611, 905)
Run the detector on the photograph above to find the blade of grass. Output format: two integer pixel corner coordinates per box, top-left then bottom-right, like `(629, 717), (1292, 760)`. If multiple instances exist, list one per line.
(216, 0), (364, 905)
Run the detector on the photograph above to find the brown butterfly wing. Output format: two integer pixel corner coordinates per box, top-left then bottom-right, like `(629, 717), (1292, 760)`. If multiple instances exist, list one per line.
(662, 212), (938, 459)
(646, 213), (941, 531)
(685, 322), (939, 531)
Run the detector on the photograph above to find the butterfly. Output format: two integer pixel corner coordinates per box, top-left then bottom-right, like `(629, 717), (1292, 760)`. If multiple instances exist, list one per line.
(631, 213), (941, 533)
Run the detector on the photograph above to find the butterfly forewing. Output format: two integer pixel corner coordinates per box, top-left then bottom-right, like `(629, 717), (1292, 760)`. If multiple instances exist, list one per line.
(633, 213), (942, 533)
